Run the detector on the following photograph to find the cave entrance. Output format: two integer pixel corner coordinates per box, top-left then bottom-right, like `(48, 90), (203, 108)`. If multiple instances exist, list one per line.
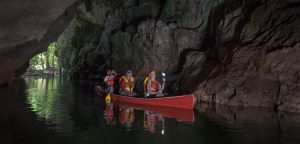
(26, 42), (59, 77)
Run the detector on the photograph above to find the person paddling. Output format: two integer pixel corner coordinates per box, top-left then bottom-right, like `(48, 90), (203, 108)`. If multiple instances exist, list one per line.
(144, 70), (166, 98)
(119, 70), (137, 96)
(104, 69), (117, 94)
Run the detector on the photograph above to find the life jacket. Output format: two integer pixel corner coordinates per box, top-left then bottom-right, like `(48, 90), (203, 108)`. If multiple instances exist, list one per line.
(105, 75), (115, 87)
(144, 77), (159, 94)
(119, 76), (135, 92)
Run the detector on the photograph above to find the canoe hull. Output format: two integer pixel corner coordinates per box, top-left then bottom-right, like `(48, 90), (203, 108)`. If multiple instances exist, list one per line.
(111, 94), (195, 109)
(94, 86), (196, 109)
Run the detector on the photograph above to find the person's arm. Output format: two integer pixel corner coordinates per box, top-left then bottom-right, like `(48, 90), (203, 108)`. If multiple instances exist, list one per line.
(124, 89), (131, 94)
(158, 83), (162, 93)
(160, 78), (166, 92)
(120, 78), (125, 89)
(147, 80), (157, 94)
(120, 79), (130, 94)
(129, 80), (136, 94)
(131, 79), (136, 87)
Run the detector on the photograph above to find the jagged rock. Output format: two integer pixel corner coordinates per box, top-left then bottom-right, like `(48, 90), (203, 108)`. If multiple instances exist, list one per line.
(193, 0), (300, 111)
(161, 0), (225, 29)
(56, 0), (300, 112)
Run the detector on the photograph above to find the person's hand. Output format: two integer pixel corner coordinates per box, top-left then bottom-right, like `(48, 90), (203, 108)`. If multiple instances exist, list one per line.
(129, 92), (134, 96)
(156, 93), (164, 97)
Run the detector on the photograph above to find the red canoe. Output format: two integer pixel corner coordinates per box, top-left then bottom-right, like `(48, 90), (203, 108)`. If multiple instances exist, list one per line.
(94, 86), (196, 109)
(111, 94), (195, 109)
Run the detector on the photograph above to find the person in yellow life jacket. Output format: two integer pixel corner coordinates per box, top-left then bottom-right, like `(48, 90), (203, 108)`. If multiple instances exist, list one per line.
(104, 69), (117, 94)
(119, 70), (137, 96)
(144, 70), (166, 98)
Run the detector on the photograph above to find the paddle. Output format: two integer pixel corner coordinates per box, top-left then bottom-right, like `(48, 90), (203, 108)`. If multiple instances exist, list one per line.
(155, 73), (167, 97)
(161, 72), (166, 96)
(105, 93), (111, 104)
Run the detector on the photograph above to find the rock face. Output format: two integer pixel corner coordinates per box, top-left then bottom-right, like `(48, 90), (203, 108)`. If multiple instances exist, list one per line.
(192, 0), (300, 112)
(0, 0), (80, 85)
(1, 0), (300, 111)
(57, 0), (220, 79)
(56, 0), (300, 111)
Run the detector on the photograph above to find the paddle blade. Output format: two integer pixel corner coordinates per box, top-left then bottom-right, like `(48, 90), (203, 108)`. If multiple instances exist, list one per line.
(105, 94), (111, 104)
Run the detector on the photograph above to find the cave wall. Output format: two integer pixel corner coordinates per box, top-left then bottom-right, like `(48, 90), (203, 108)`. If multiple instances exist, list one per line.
(192, 0), (300, 112)
(57, 0), (224, 78)
(0, 0), (81, 85)
(57, 0), (300, 111)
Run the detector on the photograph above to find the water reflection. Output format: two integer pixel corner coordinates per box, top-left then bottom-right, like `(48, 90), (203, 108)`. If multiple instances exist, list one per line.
(25, 78), (74, 133)
(23, 78), (234, 144)
(104, 102), (116, 126)
(119, 106), (135, 129)
(143, 111), (165, 134)
(17, 77), (300, 144)
(103, 100), (196, 135)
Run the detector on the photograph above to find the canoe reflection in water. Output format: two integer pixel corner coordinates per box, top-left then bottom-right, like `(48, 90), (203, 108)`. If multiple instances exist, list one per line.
(103, 101), (195, 134)
(144, 111), (165, 134)
(119, 106), (135, 129)
(104, 102), (116, 125)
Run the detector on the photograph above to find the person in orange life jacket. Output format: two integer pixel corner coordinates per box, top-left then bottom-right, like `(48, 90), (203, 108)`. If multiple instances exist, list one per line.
(119, 70), (137, 96)
(104, 69), (117, 94)
(144, 70), (166, 98)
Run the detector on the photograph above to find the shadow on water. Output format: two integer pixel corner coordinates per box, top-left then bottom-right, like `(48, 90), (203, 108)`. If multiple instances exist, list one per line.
(1, 77), (300, 144)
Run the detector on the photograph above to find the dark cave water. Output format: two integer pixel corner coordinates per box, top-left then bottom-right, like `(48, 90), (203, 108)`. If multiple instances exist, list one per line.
(1, 77), (300, 144)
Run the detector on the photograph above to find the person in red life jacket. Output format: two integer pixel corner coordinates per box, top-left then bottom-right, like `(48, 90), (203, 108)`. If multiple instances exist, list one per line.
(104, 69), (117, 94)
(144, 70), (166, 98)
(119, 70), (137, 96)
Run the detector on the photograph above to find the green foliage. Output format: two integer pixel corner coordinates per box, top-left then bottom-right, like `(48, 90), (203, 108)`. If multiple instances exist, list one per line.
(30, 42), (59, 70)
